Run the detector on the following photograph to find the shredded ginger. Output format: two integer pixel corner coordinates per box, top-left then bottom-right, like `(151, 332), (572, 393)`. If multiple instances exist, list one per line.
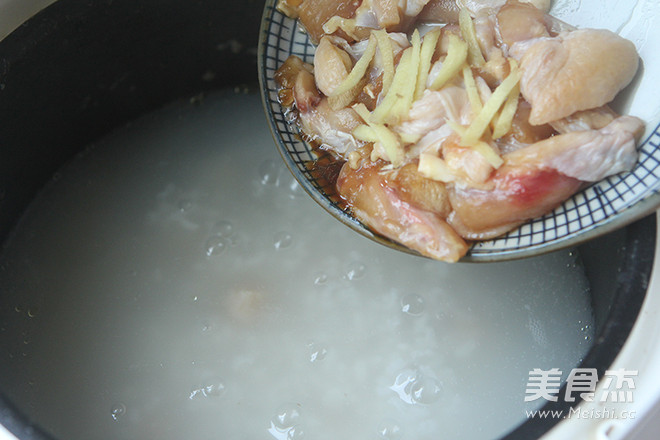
(336, 8), (521, 178)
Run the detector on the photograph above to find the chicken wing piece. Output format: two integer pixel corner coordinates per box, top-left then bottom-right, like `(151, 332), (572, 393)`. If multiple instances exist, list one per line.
(448, 165), (582, 239)
(337, 161), (469, 262)
(506, 115), (644, 182)
(448, 115), (643, 238)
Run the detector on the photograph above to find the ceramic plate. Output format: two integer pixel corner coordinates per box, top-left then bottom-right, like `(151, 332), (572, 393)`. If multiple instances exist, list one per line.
(258, 0), (660, 261)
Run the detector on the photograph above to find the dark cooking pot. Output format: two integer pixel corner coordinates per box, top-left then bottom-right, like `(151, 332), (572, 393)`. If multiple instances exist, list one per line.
(0, 1), (655, 439)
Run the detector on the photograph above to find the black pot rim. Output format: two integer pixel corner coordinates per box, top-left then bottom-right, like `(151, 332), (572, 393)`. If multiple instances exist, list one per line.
(0, 1), (656, 439)
(499, 213), (656, 439)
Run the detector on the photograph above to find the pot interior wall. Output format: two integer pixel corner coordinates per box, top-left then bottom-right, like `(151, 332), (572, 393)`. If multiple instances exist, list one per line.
(0, 1), (655, 439)
(0, 0), (263, 242)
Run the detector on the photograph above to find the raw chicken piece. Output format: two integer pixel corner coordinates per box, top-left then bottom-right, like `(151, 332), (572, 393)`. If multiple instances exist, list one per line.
(404, 0), (434, 16)
(448, 115), (643, 238)
(314, 36), (353, 96)
(286, 0), (553, 43)
(442, 140), (496, 184)
(337, 161), (469, 262)
(372, 0), (402, 28)
(288, 61), (364, 154)
(495, 100), (556, 154)
(396, 87), (472, 140)
(297, 0), (362, 43)
(460, 0), (551, 15)
(359, 0), (434, 31)
(350, 0), (433, 33)
(526, 0), (551, 11)
(298, 99), (364, 154)
(288, 0), (435, 43)
(471, 11), (511, 84)
(506, 115), (644, 182)
(293, 68), (321, 113)
(418, 0), (551, 23)
(512, 29), (639, 125)
(472, 11), (498, 57)
(388, 163), (453, 216)
(418, 0), (462, 23)
(550, 106), (618, 134)
(448, 166), (582, 239)
(495, 0), (549, 48)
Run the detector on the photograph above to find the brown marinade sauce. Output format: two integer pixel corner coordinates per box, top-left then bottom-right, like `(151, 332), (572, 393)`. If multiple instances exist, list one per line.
(303, 139), (348, 210)
(275, 56), (350, 210)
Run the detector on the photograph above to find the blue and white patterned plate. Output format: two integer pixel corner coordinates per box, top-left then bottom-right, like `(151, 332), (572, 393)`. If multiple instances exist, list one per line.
(258, 0), (660, 261)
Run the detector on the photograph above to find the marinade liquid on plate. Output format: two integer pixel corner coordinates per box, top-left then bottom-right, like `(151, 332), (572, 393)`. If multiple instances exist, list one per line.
(0, 90), (594, 440)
